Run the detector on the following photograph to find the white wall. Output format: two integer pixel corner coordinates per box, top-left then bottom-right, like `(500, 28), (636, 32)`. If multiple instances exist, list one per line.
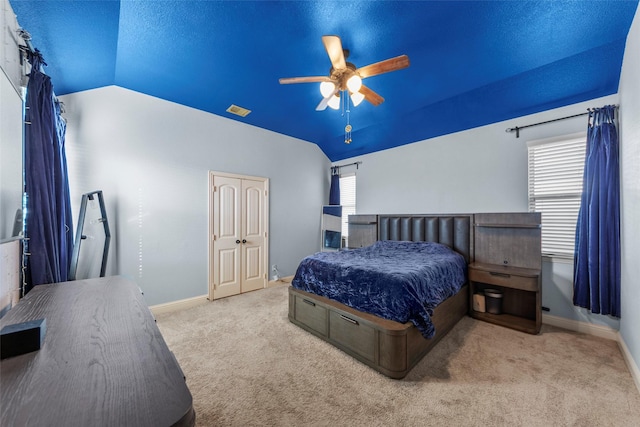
(0, 0), (23, 241)
(1, 0), (24, 318)
(0, 70), (22, 241)
(60, 86), (329, 305)
(619, 2), (640, 381)
(340, 92), (621, 330)
(0, 0), (22, 90)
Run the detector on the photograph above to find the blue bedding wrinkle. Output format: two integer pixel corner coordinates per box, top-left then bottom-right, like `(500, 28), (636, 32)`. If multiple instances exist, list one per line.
(291, 241), (467, 339)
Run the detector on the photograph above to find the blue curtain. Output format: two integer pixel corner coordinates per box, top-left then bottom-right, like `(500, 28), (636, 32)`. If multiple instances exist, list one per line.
(329, 166), (340, 205)
(24, 50), (74, 291)
(573, 105), (620, 317)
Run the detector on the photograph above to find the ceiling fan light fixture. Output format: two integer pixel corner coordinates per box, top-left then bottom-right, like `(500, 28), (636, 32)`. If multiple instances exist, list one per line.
(327, 95), (340, 110)
(320, 81), (336, 98)
(346, 74), (362, 93)
(350, 91), (365, 107)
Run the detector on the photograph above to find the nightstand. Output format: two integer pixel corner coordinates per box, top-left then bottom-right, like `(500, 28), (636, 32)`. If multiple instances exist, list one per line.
(470, 213), (542, 334)
(469, 262), (541, 334)
(347, 215), (377, 248)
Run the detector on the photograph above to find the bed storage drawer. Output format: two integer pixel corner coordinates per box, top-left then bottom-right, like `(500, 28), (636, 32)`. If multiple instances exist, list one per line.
(293, 295), (328, 337)
(288, 286), (469, 379)
(329, 311), (376, 362)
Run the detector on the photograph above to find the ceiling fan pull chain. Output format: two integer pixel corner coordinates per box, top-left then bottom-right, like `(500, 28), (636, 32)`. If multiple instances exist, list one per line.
(345, 92), (352, 144)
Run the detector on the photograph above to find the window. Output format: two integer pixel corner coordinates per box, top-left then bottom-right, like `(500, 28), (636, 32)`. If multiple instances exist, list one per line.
(339, 173), (356, 239)
(527, 132), (586, 258)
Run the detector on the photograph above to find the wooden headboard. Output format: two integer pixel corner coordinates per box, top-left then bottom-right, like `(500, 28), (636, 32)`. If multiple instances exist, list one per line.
(377, 215), (474, 264)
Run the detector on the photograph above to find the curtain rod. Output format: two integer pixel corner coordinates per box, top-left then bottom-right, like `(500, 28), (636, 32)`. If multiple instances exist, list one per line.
(505, 105), (619, 138)
(17, 29), (64, 111)
(17, 28), (35, 55)
(332, 161), (362, 171)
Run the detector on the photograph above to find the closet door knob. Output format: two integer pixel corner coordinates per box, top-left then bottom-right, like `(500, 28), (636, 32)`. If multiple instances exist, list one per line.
(242, 239), (247, 244)
(236, 240), (241, 244)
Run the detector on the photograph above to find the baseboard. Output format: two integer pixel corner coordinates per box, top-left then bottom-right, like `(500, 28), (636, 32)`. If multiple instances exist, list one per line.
(149, 294), (208, 315)
(543, 313), (640, 395)
(617, 333), (640, 394)
(268, 275), (293, 288)
(542, 313), (619, 341)
(150, 277), (292, 314)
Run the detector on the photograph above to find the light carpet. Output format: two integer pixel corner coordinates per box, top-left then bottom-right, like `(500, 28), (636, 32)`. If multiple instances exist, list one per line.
(155, 285), (640, 426)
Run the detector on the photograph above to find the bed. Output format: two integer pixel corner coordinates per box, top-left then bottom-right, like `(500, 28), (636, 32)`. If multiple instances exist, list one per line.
(288, 214), (474, 379)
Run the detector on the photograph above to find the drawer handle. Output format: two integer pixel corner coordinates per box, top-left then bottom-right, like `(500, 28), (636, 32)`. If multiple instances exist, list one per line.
(302, 299), (316, 307)
(490, 272), (511, 278)
(339, 314), (359, 325)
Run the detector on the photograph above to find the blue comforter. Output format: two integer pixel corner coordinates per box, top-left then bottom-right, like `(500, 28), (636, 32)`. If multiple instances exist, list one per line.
(291, 241), (467, 339)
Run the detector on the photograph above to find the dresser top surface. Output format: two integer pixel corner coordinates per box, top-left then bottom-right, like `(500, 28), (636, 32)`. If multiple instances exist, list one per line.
(0, 276), (194, 426)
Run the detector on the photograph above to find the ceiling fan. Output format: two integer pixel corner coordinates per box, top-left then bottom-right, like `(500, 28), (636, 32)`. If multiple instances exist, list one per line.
(279, 35), (410, 111)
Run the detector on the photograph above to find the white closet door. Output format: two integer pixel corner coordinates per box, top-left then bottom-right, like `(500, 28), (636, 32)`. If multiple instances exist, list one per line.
(211, 173), (268, 300)
(212, 176), (242, 299)
(241, 179), (266, 293)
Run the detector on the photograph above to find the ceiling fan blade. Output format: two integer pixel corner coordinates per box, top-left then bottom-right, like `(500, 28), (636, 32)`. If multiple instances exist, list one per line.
(316, 87), (340, 111)
(359, 85), (384, 106)
(279, 76), (332, 84)
(356, 55), (410, 79)
(316, 97), (331, 111)
(322, 35), (346, 70)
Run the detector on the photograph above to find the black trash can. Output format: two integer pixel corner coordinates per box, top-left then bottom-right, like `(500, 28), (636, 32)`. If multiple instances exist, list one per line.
(484, 289), (503, 314)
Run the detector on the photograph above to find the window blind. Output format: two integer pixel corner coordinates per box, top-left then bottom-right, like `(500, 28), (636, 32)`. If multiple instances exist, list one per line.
(339, 173), (356, 237)
(527, 133), (586, 258)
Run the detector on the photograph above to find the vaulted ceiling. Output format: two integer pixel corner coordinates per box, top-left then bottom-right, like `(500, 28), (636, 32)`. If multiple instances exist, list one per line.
(9, 1), (638, 161)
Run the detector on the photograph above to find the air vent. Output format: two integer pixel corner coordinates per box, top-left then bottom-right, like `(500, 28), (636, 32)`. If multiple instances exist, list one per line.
(226, 104), (251, 117)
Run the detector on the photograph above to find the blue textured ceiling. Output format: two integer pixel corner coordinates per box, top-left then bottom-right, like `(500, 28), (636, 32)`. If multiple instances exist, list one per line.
(9, 1), (638, 161)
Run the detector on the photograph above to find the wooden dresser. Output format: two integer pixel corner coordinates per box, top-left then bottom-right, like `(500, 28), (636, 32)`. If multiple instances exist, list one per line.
(0, 276), (195, 426)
